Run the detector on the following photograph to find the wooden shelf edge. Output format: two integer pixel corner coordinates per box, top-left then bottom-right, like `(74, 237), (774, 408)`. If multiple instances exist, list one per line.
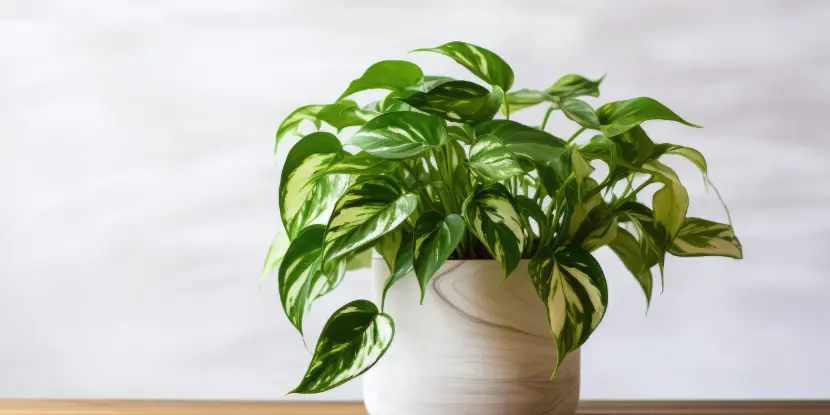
(0, 400), (828, 415)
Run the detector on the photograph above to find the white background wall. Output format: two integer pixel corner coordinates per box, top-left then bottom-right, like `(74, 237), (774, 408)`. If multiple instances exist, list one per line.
(2, 0), (829, 401)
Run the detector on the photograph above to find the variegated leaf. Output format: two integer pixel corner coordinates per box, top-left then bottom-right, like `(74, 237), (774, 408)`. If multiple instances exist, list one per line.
(348, 112), (448, 159)
(447, 124), (475, 144)
(413, 41), (514, 91)
(275, 105), (324, 151)
(280, 132), (349, 239)
(381, 230), (414, 310)
(278, 225), (327, 335)
(609, 227), (654, 307)
(546, 74), (604, 99)
(397, 80), (503, 123)
(376, 229), (403, 270)
(616, 201), (669, 288)
(669, 217), (742, 259)
(597, 97), (702, 137)
(322, 151), (395, 176)
(529, 244), (608, 374)
(558, 97), (600, 129)
(504, 88), (551, 114)
(468, 134), (524, 182)
(317, 100), (379, 131)
(462, 183), (525, 277)
(339, 60), (424, 100)
(652, 144), (707, 174)
(290, 300), (394, 394)
(475, 120), (567, 164)
(642, 161), (688, 241)
(413, 211), (465, 302)
(323, 177), (418, 270)
(260, 229), (290, 282)
(345, 248), (373, 271)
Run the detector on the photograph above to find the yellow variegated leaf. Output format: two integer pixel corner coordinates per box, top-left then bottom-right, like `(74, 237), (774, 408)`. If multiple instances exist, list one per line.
(462, 183), (525, 277)
(642, 160), (688, 241)
(669, 217), (742, 259)
(468, 134), (524, 182)
(413, 41), (514, 91)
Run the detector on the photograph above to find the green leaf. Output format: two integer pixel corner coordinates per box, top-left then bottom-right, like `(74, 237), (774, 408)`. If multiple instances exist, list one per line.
(260, 230), (290, 282)
(642, 161), (689, 241)
(280, 132), (348, 239)
(317, 100), (379, 131)
(608, 227), (654, 308)
(381, 231), (414, 311)
(474, 120), (567, 163)
(447, 124), (476, 144)
(323, 177), (418, 268)
(397, 80), (503, 123)
(375, 229), (403, 270)
(275, 105), (324, 151)
(413, 75), (455, 91)
(546, 74), (604, 98)
(413, 41), (514, 91)
(339, 60), (424, 100)
(669, 217), (742, 259)
(278, 225), (327, 335)
(322, 151), (395, 176)
(616, 202), (669, 288)
(597, 97), (702, 137)
(467, 134), (524, 182)
(504, 89), (550, 113)
(613, 126), (655, 165)
(290, 300), (394, 394)
(348, 112), (448, 159)
(515, 194), (549, 249)
(462, 183), (525, 277)
(413, 211), (465, 302)
(529, 244), (608, 374)
(345, 249), (373, 271)
(557, 97), (600, 129)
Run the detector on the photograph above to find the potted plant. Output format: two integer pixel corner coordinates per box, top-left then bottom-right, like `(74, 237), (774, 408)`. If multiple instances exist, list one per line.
(266, 41), (742, 415)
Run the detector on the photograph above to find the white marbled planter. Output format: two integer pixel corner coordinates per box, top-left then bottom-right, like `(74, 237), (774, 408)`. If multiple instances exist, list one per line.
(363, 259), (580, 415)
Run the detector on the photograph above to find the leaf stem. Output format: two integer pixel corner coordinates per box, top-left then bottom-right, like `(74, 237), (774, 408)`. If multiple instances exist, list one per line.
(503, 90), (510, 120)
(540, 106), (555, 131)
(566, 127), (587, 144)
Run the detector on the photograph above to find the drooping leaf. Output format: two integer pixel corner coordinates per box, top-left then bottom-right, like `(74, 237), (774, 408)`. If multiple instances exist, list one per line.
(412, 211), (465, 302)
(462, 183), (525, 277)
(278, 225), (327, 335)
(504, 89), (551, 113)
(348, 112), (448, 159)
(339, 60), (424, 100)
(413, 41), (514, 91)
(467, 134), (524, 182)
(475, 120), (567, 163)
(290, 300), (394, 394)
(381, 231), (414, 310)
(608, 227), (654, 308)
(669, 217), (742, 259)
(323, 177), (418, 270)
(260, 229), (290, 282)
(280, 132), (349, 239)
(557, 97), (600, 129)
(275, 105), (324, 151)
(515, 194), (549, 250)
(345, 248), (373, 271)
(317, 100), (379, 130)
(596, 97), (702, 137)
(397, 80), (503, 123)
(546, 74), (604, 99)
(529, 244), (608, 374)
(616, 201), (669, 288)
(652, 144), (707, 174)
(642, 161), (689, 241)
(375, 229), (403, 270)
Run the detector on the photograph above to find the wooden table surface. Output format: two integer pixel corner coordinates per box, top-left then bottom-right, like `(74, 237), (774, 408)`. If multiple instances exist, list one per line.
(0, 400), (829, 415)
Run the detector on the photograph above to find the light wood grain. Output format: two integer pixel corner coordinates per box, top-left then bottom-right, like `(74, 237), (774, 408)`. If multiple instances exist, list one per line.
(1, 400), (829, 415)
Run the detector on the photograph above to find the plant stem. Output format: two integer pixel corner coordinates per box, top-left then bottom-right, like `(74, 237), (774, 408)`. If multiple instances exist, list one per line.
(566, 126), (586, 144)
(540, 106), (555, 131)
(503, 90), (510, 120)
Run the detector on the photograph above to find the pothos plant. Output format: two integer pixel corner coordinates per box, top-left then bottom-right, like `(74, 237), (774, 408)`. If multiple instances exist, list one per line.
(265, 41), (742, 394)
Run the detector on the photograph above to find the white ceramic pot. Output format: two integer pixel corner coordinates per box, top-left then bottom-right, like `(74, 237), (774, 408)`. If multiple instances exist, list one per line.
(363, 259), (580, 415)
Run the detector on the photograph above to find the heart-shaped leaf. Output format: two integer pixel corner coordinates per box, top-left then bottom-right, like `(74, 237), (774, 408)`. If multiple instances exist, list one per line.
(558, 97), (600, 129)
(608, 227), (654, 308)
(669, 217), (742, 259)
(275, 105), (324, 151)
(462, 183), (525, 277)
(380, 230), (415, 310)
(323, 177), (418, 268)
(339, 60), (424, 100)
(280, 132), (349, 239)
(546, 74), (604, 98)
(348, 111), (448, 159)
(317, 100), (379, 130)
(290, 300), (394, 394)
(474, 120), (567, 164)
(413, 211), (465, 302)
(597, 97), (702, 137)
(529, 244), (608, 374)
(468, 134), (524, 182)
(278, 225), (327, 335)
(397, 80), (503, 123)
(413, 41), (514, 91)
